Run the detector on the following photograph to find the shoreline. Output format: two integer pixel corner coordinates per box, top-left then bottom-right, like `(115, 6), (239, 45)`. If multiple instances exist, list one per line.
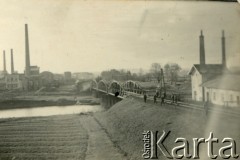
(0, 95), (101, 110)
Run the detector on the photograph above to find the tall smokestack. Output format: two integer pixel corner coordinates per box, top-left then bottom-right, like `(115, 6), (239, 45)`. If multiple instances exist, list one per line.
(11, 49), (14, 74)
(221, 30), (226, 68)
(3, 50), (6, 72)
(25, 24), (31, 76)
(199, 30), (205, 66)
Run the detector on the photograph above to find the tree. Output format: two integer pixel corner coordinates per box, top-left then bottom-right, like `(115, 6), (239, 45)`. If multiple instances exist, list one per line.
(150, 63), (161, 83)
(95, 76), (102, 82)
(138, 68), (144, 76)
(164, 64), (171, 81)
(164, 63), (181, 84)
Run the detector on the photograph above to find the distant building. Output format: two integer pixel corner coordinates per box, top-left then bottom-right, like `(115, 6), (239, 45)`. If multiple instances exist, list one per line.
(0, 24), (42, 91)
(64, 72), (72, 80)
(29, 66), (40, 75)
(5, 74), (23, 90)
(0, 74), (6, 90)
(54, 74), (64, 83)
(0, 50), (24, 91)
(22, 24), (42, 91)
(73, 72), (94, 80)
(189, 31), (239, 107)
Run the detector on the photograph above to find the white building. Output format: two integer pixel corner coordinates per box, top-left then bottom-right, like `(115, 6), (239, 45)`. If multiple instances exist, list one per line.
(201, 75), (240, 107)
(5, 74), (23, 90)
(188, 64), (226, 101)
(189, 31), (239, 107)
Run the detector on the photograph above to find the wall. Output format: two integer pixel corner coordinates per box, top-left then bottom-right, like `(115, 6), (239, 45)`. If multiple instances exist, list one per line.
(204, 87), (240, 107)
(191, 69), (203, 101)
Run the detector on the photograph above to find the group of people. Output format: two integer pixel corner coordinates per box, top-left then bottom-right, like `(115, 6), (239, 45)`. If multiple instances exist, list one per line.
(143, 92), (209, 116)
(144, 92), (166, 106)
(143, 92), (180, 106)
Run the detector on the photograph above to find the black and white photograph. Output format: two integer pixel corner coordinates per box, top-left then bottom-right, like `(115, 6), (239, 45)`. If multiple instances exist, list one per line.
(0, 0), (239, 159)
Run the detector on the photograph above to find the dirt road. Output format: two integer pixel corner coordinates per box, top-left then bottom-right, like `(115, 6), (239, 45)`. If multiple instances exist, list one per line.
(80, 115), (126, 160)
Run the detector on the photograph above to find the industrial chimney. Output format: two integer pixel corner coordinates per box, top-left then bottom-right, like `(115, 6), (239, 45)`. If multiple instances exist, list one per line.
(25, 24), (31, 76)
(3, 50), (6, 73)
(221, 30), (226, 68)
(11, 49), (14, 74)
(199, 30), (206, 66)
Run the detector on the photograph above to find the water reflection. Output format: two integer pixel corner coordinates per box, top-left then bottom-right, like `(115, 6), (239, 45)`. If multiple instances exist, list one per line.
(0, 105), (104, 119)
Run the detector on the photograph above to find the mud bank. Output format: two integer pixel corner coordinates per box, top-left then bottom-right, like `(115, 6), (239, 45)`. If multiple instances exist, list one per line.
(95, 98), (240, 160)
(0, 96), (100, 110)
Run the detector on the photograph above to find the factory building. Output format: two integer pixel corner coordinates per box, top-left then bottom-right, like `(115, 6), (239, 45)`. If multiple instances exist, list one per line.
(189, 31), (239, 107)
(0, 49), (23, 90)
(22, 24), (41, 91)
(0, 24), (41, 91)
(5, 49), (23, 90)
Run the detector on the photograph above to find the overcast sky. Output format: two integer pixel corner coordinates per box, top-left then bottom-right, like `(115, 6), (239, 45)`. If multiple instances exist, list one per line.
(0, 0), (239, 74)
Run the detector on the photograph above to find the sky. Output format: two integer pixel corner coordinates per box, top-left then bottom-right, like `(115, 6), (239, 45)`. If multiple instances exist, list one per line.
(0, 0), (239, 74)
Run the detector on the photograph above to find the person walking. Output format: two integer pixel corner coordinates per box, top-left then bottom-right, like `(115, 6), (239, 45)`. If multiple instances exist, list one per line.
(161, 94), (165, 106)
(171, 94), (174, 104)
(154, 94), (157, 104)
(175, 94), (178, 105)
(144, 93), (147, 103)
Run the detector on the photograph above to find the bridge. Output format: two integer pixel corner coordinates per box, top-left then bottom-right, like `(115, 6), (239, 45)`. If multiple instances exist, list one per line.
(89, 79), (240, 118)
(91, 79), (150, 109)
(92, 80), (146, 95)
(78, 79), (182, 109)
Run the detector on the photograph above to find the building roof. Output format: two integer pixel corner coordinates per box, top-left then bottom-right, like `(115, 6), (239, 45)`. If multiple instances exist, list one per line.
(188, 64), (226, 75)
(201, 74), (240, 91)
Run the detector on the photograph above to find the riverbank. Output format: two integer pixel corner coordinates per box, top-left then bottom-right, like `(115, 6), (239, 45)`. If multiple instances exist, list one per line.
(95, 97), (240, 159)
(0, 95), (100, 110)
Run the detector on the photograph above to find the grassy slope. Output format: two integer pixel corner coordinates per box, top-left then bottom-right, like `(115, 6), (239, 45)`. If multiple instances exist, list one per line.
(0, 115), (88, 160)
(95, 98), (240, 160)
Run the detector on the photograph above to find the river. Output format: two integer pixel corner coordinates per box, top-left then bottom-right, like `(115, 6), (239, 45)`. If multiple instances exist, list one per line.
(0, 105), (104, 119)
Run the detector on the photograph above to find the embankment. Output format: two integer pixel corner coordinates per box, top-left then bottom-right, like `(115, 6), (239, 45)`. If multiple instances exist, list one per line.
(95, 97), (240, 160)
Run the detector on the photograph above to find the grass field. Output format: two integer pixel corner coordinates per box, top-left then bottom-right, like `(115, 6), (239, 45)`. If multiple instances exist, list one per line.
(0, 115), (88, 160)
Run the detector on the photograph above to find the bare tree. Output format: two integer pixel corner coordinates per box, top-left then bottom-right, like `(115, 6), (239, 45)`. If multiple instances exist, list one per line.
(150, 63), (161, 83)
(164, 63), (181, 84)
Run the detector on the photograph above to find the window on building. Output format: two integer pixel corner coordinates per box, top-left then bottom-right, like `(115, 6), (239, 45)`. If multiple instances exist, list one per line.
(194, 91), (197, 100)
(213, 92), (216, 101)
(221, 94), (224, 102)
(230, 95), (233, 102)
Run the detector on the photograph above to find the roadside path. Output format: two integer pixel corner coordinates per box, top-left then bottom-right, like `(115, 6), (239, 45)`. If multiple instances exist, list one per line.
(80, 115), (126, 160)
